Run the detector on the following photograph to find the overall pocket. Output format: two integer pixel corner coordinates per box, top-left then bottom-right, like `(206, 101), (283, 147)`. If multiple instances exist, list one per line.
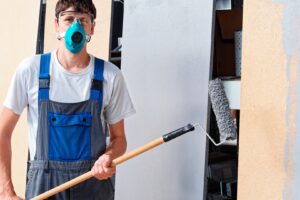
(48, 112), (92, 161)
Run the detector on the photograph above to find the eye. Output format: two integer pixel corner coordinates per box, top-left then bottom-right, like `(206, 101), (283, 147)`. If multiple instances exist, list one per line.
(80, 19), (89, 25)
(65, 17), (73, 22)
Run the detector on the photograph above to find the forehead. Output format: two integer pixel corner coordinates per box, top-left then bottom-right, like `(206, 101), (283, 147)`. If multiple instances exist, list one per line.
(63, 6), (88, 13)
(59, 12), (92, 21)
(59, 7), (91, 18)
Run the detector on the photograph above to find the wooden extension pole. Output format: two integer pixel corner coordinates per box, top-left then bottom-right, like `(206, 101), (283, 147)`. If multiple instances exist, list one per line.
(31, 124), (195, 200)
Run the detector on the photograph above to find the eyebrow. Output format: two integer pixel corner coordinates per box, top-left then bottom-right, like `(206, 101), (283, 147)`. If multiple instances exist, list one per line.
(62, 15), (88, 19)
(61, 15), (91, 22)
(60, 11), (91, 18)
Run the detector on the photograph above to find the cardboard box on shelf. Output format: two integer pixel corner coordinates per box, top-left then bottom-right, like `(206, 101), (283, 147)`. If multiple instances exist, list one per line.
(208, 159), (237, 182)
(213, 8), (243, 77)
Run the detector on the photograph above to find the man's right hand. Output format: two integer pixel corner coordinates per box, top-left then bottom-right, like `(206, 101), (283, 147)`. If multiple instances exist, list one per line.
(0, 191), (24, 200)
(0, 180), (23, 200)
(0, 194), (24, 200)
(0, 188), (23, 200)
(0, 109), (22, 200)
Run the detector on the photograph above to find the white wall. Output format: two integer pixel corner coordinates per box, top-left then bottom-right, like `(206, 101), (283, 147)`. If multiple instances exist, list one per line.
(115, 1), (214, 199)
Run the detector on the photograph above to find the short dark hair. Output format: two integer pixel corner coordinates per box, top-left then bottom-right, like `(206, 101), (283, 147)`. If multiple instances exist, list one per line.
(55, 0), (97, 20)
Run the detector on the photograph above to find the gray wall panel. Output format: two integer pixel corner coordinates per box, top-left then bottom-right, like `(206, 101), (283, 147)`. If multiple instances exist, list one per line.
(115, 1), (214, 199)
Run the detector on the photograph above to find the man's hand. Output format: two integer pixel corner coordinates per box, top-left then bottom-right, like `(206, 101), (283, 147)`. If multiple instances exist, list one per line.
(92, 154), (116, 180)
(0, 194), (24, 200)
(0, 109), (22, 200)
(92, 120), (126, 180)
(0, 180), (23, 200)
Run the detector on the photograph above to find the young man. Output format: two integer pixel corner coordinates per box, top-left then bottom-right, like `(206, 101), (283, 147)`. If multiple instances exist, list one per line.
(0, 0), (135, 199)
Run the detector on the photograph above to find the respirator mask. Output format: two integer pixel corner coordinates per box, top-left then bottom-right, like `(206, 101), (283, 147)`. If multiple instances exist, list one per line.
(56, 11), (93, 54)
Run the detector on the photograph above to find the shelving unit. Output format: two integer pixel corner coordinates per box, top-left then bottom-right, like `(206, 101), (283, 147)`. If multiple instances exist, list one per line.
(206, 0), (243, 199)
(109, 0), (124, 69)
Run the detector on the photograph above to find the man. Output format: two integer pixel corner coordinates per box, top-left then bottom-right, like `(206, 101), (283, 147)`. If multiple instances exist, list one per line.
(0, 0), (135, 199)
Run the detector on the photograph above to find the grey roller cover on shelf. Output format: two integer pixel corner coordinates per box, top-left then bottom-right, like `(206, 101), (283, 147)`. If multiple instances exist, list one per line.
(208, 78), (237, 141)
(235, 31), (242, 77)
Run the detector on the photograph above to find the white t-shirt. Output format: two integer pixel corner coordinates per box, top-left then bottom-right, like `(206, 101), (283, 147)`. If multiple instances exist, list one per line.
(4, 50), (136, 160)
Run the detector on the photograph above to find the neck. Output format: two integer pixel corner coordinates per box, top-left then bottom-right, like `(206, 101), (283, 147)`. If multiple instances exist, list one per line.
(56, 46), (90, 73)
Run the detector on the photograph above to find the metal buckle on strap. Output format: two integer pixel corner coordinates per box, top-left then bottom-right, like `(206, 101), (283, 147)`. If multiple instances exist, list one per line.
(39, 75), (50, 89)
(91, 79), (103, 90)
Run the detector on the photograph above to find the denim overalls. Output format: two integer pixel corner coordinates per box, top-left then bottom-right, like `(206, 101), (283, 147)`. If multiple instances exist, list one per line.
(25, 53), (114, 200)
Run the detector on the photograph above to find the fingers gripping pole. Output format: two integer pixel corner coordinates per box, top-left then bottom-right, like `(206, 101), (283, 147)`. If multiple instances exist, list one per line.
(31, 124), (195, 200)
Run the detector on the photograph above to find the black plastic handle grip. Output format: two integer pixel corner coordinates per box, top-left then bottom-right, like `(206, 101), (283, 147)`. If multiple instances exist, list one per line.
(162, 123), (195, 142)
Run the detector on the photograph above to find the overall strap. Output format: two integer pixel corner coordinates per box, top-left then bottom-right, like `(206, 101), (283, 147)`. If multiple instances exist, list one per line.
(38, 53), (51, 102)
(90, 58), (104, 112)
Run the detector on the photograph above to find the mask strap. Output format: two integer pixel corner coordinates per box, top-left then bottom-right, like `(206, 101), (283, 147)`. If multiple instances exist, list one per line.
(56, 32), (65, 40)
(86, 35), (92, 42)
(57, 32), (91, 42)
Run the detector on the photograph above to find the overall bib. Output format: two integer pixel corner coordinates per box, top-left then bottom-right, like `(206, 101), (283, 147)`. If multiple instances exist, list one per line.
(25, 53), (114, 200)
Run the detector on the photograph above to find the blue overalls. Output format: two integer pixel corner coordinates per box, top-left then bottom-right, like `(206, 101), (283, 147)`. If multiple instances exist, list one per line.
(25, 53), (114, 200)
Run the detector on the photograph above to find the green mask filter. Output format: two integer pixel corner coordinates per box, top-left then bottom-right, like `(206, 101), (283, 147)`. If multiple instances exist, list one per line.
(64, 19), (86, 54)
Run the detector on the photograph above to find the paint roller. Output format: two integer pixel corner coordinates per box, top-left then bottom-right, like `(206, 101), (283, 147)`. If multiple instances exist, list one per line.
(31, 78), (236, 199)
(189, 78), (237, 146)
(205, 78), (237, 146)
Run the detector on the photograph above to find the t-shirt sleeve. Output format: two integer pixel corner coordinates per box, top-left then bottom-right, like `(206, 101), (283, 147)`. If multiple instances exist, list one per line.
(3, 61), (29, 115)
(104, 71), (136, 124)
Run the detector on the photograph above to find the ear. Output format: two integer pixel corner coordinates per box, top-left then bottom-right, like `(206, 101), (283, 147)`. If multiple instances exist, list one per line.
(90, 21), (96, 35)
(54, 18), (60, 32)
